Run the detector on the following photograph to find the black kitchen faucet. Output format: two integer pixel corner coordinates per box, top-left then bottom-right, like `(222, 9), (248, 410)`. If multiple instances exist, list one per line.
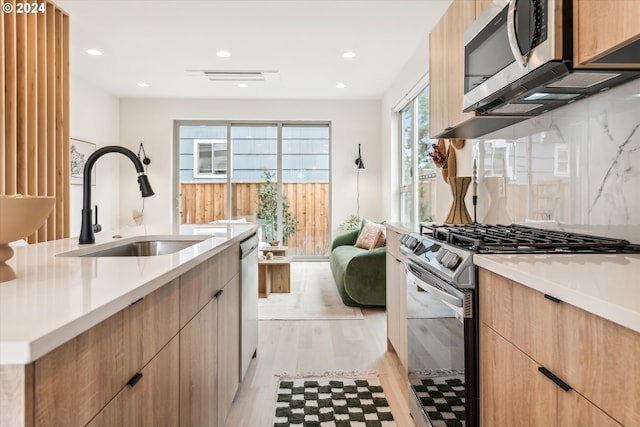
(79, 146), (154, 244)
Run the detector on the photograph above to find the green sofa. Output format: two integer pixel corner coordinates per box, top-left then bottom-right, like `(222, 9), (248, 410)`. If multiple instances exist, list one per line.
(329, 229), (386, 307)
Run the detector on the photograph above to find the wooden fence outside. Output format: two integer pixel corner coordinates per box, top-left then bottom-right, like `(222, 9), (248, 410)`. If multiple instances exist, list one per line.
(180, 182), (330, 256)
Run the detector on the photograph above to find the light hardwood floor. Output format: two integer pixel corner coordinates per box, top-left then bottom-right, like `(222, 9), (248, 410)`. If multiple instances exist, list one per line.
(224, 309), (415, 427)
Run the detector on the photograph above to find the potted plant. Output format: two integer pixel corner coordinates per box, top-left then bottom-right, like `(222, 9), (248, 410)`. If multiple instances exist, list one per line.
(339, 214), (362, 232)
(256, 169), (298, 245)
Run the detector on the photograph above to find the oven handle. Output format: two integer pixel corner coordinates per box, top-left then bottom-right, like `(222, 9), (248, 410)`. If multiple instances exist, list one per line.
(507, 0), (527, 68)
(405, 261), (464, 307)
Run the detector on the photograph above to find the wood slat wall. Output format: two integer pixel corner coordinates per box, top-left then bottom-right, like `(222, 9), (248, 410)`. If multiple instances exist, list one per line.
(180, 182), (330, 256)
(2, 1), (69, 243)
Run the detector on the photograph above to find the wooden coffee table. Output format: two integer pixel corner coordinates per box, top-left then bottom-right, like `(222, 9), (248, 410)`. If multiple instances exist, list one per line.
(258, 255), (293, 298)
(260, 246), (288, 257)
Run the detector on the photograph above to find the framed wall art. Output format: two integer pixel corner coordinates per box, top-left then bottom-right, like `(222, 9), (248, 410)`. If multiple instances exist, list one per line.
(70, 138), (96, 185)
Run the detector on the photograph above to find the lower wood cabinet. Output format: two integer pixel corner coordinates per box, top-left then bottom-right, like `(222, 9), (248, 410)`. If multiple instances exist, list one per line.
(385, 226), (407, 369)
(216, 275), (240, 426)
(180, 274), (240, 427)
(479, 268), (633, 426)
(180, 294), (219, 427)
(480, 325), (556, 427)
(34, 278), (180, 427)
(88, 336), (180, 427)
(8, 243), (246, 427)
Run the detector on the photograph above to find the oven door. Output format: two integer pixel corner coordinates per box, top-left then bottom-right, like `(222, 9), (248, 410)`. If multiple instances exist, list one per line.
(406, 260), (477, 427)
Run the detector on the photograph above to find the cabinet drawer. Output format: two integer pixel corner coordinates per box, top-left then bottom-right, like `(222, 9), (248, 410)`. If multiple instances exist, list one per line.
(180, 243), (240, 327)
(87, 336), (180, 427)
(479, 269), (555, 368)
(556, 303), (639, 426)
(480, 325), (556, 427)
(34, 279), (180, 427)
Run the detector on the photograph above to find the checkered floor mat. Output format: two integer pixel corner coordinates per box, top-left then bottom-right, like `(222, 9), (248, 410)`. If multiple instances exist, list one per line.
(410, 375), (465, 427)
(273, 378), (396, 427)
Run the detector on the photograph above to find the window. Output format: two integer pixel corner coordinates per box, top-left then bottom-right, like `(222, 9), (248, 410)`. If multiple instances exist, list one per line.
(554, 144), (570, 177)
(398, 85), (436, 226)
(177, 122), (330, 258)
(193, 139), (228, 178)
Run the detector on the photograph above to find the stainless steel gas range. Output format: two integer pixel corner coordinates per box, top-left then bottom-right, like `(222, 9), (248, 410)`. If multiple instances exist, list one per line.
(400, 223), (640, 427)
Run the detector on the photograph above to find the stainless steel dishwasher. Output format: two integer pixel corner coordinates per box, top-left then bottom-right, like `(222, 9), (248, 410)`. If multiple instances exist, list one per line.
(239, 233), (259, 382)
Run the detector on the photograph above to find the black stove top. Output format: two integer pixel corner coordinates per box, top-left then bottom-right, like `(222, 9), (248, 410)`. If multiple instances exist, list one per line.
(420, 223), (640, 254)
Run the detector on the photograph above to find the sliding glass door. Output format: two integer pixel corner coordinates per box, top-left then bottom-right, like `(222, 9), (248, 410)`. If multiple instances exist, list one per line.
(175, 121), (330, 257)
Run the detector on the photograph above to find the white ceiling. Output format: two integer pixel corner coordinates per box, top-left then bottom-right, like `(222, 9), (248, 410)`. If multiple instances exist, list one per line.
(55, 0), (451, 100)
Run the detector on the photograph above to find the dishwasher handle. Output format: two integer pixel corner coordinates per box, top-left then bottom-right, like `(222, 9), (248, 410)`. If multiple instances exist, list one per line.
(240, 233), (260, 258)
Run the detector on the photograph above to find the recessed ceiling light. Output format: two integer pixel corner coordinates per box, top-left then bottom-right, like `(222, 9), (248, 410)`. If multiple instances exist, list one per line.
(341, 51), (356, 59)
(237, 83), (248, 88)
(85, 49), (102, 56)
(137, 82), (150, 88)
(216, 50), (231, 58)
(336, 83), (347, 89)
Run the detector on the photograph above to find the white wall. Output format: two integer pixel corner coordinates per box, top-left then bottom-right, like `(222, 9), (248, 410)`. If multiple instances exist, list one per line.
(69, 75), (121, 237)
(118, 98), (382, 241)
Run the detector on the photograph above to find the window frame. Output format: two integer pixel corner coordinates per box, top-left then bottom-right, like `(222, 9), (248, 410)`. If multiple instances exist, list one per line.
(193, 138), (229, 179)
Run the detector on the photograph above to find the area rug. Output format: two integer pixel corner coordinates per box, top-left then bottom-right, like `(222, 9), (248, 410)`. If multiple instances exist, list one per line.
(409, 372), (465, 427)
(258, 262), (364, 320)
(273, 376), (396, 427)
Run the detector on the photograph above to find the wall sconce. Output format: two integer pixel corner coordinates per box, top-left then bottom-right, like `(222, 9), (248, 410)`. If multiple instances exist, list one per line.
(354, 144), (365, 218)
(354, 144), (365, 170)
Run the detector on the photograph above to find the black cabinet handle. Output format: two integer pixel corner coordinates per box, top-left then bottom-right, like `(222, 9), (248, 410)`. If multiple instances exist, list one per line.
(127, 372), (143, 387)
(544, 294), (561, 304)
(538, 367), (571, 392)
(130, 297), (144, 306)
(213, 289), (223, 299)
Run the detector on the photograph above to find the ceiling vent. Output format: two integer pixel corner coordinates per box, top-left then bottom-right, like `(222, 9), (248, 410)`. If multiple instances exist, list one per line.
(187, 70), (279, 82)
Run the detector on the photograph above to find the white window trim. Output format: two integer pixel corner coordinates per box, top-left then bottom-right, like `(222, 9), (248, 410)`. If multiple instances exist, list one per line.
(193, 139), (229, 179)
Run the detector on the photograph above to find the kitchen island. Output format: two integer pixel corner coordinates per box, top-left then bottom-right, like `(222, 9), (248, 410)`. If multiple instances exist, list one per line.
(0, 223), (259, 427)
(475, 253), (640, 427)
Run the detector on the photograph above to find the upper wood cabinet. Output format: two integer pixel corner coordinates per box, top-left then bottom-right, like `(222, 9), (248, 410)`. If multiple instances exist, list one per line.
(428, 0), (525, 138)
(429, 0), (476, 137)
(574, 0), (640, 67)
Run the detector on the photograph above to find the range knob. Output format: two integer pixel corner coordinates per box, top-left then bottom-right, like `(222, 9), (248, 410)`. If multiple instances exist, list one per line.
(435, 248), (460, 269)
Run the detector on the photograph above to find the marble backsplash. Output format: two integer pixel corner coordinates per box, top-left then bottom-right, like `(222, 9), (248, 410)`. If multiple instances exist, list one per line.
(473, 78), (640, 243)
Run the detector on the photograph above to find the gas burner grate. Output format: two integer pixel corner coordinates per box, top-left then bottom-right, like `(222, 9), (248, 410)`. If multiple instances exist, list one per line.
(420, 223), (640, 254)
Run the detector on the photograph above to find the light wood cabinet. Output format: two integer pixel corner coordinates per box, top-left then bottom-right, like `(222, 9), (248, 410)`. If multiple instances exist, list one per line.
(180, 271), (241, 427)
(2, 242), (247, 427)
(479, 268), (632, 426)
(556, 301), (640, 426)
(87, 336), (180, 427)
(574, 0), (640, 67)
(480, 325), (556, 427)
(217, 275), (240, 427)
(385, 227), (408, 370)
(429, 0), (476, 137)
(428, 0), (524, 138)
(180, 242), (239, 327)
(34, 279), (180, 427)
(180, 295), (219, 427)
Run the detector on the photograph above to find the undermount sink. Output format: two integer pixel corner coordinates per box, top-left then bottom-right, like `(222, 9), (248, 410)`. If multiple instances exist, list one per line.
(58, 235), (208, 258)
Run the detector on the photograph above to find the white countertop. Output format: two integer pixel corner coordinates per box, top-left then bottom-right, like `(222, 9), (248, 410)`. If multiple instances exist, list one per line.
(0, 223), (258, 364)
(474, 253), (640, 334)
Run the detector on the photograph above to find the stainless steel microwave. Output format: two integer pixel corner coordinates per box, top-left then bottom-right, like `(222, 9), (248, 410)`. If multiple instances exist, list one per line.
(462, 0), (640, 116)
